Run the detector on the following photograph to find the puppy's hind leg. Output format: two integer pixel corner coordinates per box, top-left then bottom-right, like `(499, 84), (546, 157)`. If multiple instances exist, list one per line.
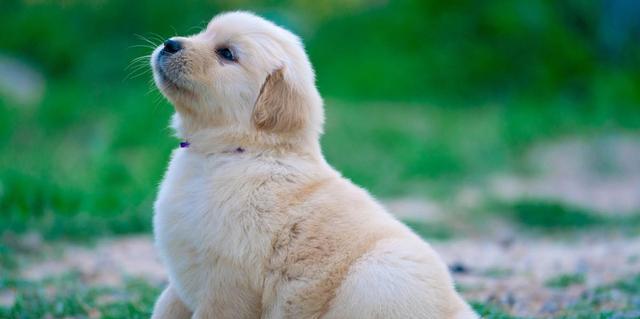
(323, 239), (478, 319)
(151, 285), (192, 319)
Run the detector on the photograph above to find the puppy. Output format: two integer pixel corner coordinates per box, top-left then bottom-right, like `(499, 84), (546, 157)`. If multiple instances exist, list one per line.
(150, 11), (477, 319)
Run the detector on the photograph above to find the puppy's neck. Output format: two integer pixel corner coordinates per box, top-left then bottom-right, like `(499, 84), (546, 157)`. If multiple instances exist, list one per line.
(171, 113), (323, 159)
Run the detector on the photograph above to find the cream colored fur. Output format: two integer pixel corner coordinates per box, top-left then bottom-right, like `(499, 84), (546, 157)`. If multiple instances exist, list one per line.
(150, 11), (478, 319)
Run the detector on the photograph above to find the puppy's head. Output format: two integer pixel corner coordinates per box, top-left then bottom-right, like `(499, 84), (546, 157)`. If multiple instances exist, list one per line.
(151, 11), (323, 137)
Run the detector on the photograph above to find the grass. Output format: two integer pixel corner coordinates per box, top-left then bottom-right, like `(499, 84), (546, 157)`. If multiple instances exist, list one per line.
(546, 273), (586, 288)
(482, 268), (514, 279)
(0, 272), (160, 319)
(489, 199), (640, 232)
(553, 274), (640, 318)
(2, 83), (640, 240)
(471, 302), (522, 319)
(470, 273), (640, 318)
(0, 80), (172, 240)
(1, 268), (636, 318)
(498, 200), (603, 229)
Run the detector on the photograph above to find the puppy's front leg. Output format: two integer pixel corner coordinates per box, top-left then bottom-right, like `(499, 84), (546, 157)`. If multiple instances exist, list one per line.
(151, 285), (192, 319)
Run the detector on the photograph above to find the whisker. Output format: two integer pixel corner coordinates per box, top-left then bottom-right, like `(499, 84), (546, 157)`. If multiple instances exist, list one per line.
(127, 54), (152, 63)
(125, 67), (152, 81)
(149, 32), (167, 43)
(124, 57), (153, 81)
(129, 54), (152, 62)
(125, 64), (148, 75)
(135, 34), (160, 48)
(125, 55), (152, 71)
(129, 44), (156, 50)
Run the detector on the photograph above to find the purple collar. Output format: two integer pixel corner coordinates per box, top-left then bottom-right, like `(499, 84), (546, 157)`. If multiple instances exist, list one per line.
(179, 141), (245, 153)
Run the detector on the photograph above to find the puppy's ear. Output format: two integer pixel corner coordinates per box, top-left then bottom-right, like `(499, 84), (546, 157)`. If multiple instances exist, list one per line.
(252, 68), (306, 132)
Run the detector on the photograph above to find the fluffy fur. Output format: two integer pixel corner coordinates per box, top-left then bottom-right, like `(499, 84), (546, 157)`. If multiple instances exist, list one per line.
(150, 11), (478, 319)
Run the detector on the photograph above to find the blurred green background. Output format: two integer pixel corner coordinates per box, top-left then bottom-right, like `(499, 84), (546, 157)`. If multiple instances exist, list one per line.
(0, 0), (639, 238)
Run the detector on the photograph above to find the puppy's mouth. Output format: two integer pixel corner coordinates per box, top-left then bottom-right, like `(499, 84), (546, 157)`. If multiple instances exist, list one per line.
(152, 52), (192, 95)
(156, 63), (181, 91)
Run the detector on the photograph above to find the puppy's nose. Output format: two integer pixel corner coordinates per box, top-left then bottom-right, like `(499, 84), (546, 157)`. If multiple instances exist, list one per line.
(162, 39), (182, 54)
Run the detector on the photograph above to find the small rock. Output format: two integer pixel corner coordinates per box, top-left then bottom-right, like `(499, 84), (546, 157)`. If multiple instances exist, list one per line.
(504, 292), (516, 308)
(498, 236), (515, 249)
(449, 262), (469, 274)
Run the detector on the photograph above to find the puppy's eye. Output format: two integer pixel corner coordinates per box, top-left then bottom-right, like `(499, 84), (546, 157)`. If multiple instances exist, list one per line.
(216, 47), (237, 62)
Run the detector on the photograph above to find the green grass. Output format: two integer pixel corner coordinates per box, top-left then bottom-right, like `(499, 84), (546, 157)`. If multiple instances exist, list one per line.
(0, 272), (160, 319)
(482, 267), (514, 279)
(552, 274), (640, 318)
(490, 199), (640, 232)
(0, 80), (172, 240)
(471, 273), (640, 318)
(2, 272), (636, 318)
(471, 302), (522, 319)
(499, 200), (603, 229)
(2, 84), (640, 240)
(546, 273), (586, 288)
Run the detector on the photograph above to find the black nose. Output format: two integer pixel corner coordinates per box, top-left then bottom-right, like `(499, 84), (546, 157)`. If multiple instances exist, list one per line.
(162, 39), (182, 54)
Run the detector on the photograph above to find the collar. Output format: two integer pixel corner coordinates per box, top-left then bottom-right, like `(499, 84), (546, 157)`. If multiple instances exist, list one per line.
(180, 140), (245, 154)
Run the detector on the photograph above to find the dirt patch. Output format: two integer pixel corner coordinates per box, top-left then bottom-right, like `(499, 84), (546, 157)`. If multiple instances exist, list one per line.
(22, 236), (166, 286)
(433, 234), (640, 316)
(492, 135), (640, 215)
(17, 233), (639, 317)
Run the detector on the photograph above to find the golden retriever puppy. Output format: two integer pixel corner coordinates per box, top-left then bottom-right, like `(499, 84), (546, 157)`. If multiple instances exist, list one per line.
(150, 11), (477, 319)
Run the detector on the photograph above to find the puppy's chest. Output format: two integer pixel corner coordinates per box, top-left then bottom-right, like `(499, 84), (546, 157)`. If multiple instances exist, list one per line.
(154, 151), (275, 292)
(155, 153), (226, 242)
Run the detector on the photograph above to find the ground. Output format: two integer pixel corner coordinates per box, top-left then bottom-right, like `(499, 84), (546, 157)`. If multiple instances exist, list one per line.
(7, 231), (640, 318)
